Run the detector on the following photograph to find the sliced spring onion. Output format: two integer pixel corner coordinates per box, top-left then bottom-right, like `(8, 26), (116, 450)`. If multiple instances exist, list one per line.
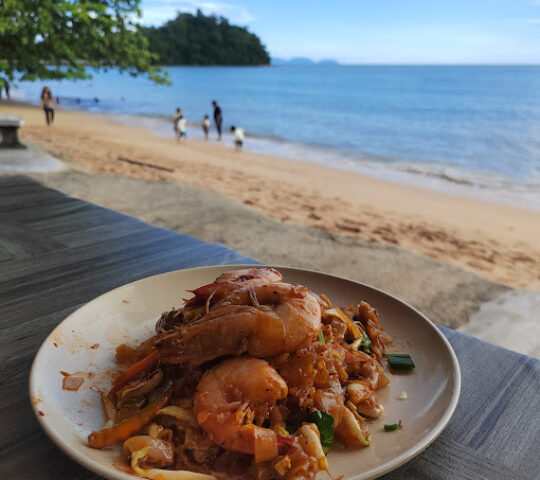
(360, 333), (372, 352)
(386, 353), (415, 370)
(318, 330), (325, 343)
(384, 423), (399, 432)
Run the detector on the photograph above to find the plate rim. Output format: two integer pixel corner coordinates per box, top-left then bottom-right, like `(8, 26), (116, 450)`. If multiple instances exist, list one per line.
(29, 264), (461, 480)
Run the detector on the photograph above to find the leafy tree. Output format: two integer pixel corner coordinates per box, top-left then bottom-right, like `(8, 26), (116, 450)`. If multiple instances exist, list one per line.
(143, 10), (270, 66)
(0, 0), (169, 89)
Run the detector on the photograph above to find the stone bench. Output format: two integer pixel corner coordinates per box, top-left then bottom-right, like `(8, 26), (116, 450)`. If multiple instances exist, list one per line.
(0, 114), (26, 149)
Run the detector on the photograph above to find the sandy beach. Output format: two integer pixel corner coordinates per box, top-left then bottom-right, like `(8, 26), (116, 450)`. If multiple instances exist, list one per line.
(3, 102), (539, 291)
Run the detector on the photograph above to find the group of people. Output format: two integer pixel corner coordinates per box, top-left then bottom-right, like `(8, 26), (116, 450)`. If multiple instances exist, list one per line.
(36, 88), (246, 152)
(174, 100), (245, 151)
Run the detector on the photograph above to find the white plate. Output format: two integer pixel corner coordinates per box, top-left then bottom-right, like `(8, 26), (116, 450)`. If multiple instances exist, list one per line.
(30, 265), (460, 480)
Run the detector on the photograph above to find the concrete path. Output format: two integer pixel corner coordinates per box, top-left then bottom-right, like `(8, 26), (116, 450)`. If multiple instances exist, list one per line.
(0, 142), (64, 174)
(28, 169), (510, 331)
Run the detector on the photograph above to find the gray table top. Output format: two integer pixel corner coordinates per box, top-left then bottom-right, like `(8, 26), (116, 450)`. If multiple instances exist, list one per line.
(0, 176), (538, 480)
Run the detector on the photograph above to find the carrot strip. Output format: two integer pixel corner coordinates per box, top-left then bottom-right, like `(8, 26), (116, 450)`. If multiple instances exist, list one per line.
(88, 379), (172, 448)
(109, 349), (159, 399)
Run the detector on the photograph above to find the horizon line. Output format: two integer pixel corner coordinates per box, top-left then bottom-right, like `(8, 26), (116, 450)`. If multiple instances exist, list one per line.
(151, 63), (540, 67)
(270, 61), (540, 67)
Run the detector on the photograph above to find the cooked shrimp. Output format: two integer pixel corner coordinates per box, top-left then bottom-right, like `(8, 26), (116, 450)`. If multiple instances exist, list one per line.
(157, 268), (283, 330)
(193, 357), (288, 463)
(156, 283), (321, 365)
(214, 267), (283, 285)
(189, 267), (283, 306)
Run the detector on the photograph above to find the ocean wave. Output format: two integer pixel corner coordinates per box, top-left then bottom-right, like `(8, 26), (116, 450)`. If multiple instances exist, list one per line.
(241, 132), (540, 211)
(396, 163), (476, 186)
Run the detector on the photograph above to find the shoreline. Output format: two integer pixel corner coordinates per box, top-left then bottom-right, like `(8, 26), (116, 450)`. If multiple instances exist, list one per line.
(112, 112), (540, 212)
(2, 100), (540, 290)
(13, 94), (540, 212)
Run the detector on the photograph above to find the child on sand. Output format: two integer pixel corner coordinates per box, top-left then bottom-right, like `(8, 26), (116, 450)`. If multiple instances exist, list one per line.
(202, 115), (210, 140)
(230, 126), (244, 152)
(175, 108), (187, 142)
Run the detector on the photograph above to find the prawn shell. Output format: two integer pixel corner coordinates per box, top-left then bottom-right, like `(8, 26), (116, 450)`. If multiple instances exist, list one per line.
(156, 283), (321, 365)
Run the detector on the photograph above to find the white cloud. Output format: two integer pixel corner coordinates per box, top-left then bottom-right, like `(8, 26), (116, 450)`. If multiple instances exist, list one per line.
(141, 1), (255, 27)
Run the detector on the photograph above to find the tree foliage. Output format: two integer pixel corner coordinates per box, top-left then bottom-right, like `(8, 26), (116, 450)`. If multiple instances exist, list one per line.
(143, 10), (270, 66)
(0, 0), (169, 87)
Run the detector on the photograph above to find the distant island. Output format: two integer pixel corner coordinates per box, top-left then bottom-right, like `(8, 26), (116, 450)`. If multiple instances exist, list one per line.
(143, 10), (270, 66)
(272, 57), (339, 66)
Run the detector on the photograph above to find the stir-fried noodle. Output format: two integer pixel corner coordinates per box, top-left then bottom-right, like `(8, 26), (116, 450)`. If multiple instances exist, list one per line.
(88, 268), (393, 480)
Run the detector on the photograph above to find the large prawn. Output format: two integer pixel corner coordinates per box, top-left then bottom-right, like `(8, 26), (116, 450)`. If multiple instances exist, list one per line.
(157, 268), (283, 330)
(156, 283), (321, 365)
(193, 357), (288, 463)
(188, 268), (283, 308)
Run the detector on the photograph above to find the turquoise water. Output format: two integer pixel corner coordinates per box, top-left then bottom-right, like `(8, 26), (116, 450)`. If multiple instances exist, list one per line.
(12, 65), (540, 208)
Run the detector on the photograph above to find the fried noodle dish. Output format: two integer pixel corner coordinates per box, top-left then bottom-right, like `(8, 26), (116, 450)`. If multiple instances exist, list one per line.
(88, 268), (393, 480)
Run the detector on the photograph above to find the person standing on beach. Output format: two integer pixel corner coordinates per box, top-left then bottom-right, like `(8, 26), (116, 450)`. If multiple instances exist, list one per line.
(174, 108), (181, 133)
(212, 100), (222, 141)
(202, 115), (210, 140)
(40, 87), (56, 125)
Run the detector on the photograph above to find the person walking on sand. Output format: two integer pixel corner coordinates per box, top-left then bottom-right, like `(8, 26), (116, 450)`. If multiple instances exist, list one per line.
(212, 100), (222, 141)
(202, 115), (210, 140)
(40, 86), (56, 125)
(230, 126), (244, 152)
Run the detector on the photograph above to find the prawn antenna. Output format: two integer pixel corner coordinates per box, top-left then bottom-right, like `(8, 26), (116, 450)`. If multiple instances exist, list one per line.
(248, 287), (260, 307)
(205, 290), (216, 314)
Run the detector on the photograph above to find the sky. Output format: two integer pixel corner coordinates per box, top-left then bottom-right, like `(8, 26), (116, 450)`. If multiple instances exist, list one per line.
(139, 0), (540, 64)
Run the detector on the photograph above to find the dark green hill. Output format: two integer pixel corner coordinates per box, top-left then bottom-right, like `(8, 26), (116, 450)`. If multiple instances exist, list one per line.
(143, 10), (270, 66)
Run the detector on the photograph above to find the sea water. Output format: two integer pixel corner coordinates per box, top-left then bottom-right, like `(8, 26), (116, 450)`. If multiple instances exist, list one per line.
(11, 65), (540, 209)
